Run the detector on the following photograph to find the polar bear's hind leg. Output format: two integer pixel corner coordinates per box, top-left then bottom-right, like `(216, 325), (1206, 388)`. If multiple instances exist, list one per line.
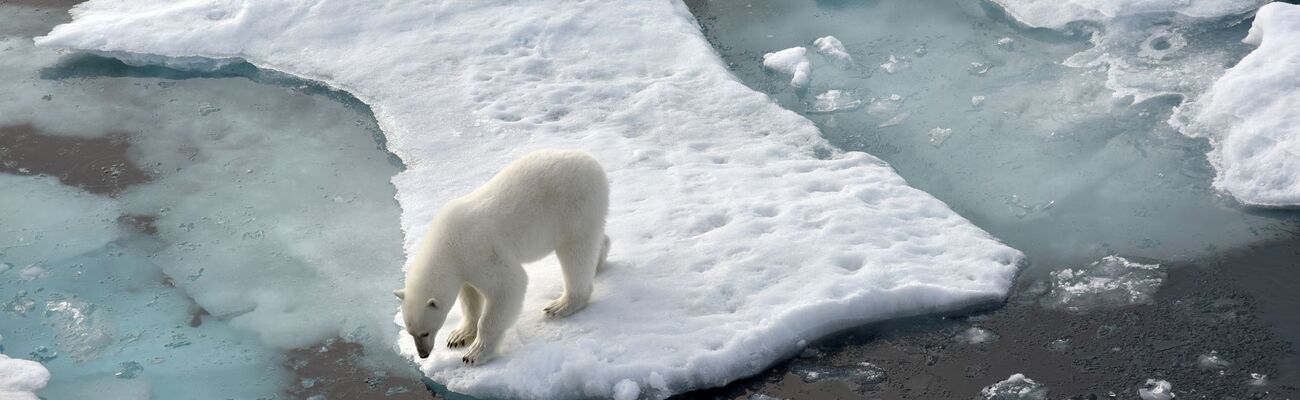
(544, 234), (603, 318)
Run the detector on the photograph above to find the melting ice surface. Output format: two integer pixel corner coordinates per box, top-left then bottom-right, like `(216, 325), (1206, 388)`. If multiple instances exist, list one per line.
(34, 0), (1029, 398)
(2, 4), (408, 398)
(689, 0), (1299, 268)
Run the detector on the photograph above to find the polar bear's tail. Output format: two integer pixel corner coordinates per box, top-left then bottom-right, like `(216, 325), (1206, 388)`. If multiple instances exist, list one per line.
(596, 234), (611, 273)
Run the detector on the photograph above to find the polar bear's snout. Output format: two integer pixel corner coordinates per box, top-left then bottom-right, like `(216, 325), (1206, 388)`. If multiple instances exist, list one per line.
(414, 336), (432, 359)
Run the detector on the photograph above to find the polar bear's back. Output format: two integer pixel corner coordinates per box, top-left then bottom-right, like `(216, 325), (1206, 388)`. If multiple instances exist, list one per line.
(464, 149), (608, 262)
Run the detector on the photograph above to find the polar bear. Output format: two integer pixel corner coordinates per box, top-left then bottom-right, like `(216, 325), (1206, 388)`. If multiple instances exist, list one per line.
(394, 149), (610, 364)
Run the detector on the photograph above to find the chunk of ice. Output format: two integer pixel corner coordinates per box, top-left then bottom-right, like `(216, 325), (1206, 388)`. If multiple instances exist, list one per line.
(790, 361), (887, 392)
(981, 374), (1048, 400)
(928, 128), (954, 148)
(1139, 379), (1175, 400)
(763, 47), (812, 89)
(807, 90), (863, 114)
(1197, 351), (1230, 370)
(1040, 256), (1165, 312)
(813, 35), (853, 67)
(955, 326), (999, 344)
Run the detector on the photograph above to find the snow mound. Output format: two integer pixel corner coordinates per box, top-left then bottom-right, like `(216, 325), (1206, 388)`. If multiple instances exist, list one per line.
(0, 354), (50, 400)
(763, 47), (812, 88)
(1040, 256), (1165, 312)
(1176, 2), (1300, 207)
(38, 1), (1023, 398)
(989, 0), (1267, 29)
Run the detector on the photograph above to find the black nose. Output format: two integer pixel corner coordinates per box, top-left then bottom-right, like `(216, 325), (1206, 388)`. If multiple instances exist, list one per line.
(416, 339), (432, 358)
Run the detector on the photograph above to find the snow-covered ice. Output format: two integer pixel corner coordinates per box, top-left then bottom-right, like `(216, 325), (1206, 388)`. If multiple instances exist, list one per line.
(981, 373), (1048, 400)
(763, 47), (813, 89)
(1040, 256), (1165, 312)
(1176, 2), (1300, 207)
(989, 0), (1267, 30)
(0, 354), (50, 400)
(1139, 378), (1175, 400)
(38, 0), (1024, 398)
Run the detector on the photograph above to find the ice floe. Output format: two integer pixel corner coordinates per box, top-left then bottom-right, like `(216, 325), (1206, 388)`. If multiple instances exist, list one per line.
(989, 0), (1267, 30)
(39, 0), (1024, 398)
(1040, 256), (1165, 312)
(1176, 2), (1300, 207)
(813, 36), (853, 67)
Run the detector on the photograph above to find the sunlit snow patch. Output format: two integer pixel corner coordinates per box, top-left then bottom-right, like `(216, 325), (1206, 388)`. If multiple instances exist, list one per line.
(1175, 2), (1300, 207)
(38, 1), (1023, 398)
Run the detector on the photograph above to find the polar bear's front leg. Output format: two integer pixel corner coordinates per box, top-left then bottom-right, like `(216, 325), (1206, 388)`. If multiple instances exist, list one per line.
(447, 285), (483, 349)
(462, 266), (526, 365)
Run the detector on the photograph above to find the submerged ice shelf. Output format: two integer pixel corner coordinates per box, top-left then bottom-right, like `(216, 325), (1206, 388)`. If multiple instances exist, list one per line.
(689, 0), (1299, 268)
(37, 0), (1028, 398)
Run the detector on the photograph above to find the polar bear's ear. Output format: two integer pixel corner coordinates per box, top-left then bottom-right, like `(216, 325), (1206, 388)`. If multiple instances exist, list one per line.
(427, 299), (438, 309)
(393, 289), (406, 300)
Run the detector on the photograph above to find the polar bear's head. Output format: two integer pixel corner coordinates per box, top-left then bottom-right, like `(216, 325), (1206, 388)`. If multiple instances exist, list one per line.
(394, 288), (451, 358)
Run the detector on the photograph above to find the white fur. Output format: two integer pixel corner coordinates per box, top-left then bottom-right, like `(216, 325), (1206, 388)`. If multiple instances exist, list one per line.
(396, 149), (610, 364)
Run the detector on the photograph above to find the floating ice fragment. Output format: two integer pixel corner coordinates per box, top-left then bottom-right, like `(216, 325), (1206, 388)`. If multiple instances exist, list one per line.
(44, 299), (115, 363)
(956, 326), (999, 344)
(879, 55), (910, 74)
(1046, 338), (1071, 353)
(4, 290), (36, 317)
(878, 112), (911, 128)
(967, 62), (991, 76)
(749, 394), (783, 400)
(197, 102), (220, 116)
(0, 262), (12, 274)
(0, 354), (51, 400)
(981, 374), (1048, 400)
(790, 361), (887, 392)
(28, 346), (58, 362)
(1197, 351), (1230, 370)
(114, 361), (143, 379)
(1040, 256), (1165, 312)
(612, 379), (640, 400)
(929, 128), (954, 147)
(762, 47), (812, 89)
(996, 37), (1015, 50)
(970, 95), (986, 109)
(813, 36), (853, 67)
(1139, 379), (1174, 400)
(1248, 373), (1267, 386)
(807, 90), (863, 113)
(18, 265), (45, 281)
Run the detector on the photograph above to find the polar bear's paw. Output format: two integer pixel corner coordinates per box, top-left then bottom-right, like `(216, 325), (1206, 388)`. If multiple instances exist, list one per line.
(447, 327), (477, 349)
(461, 341), (495, 365)
(543, 296), (587, 318)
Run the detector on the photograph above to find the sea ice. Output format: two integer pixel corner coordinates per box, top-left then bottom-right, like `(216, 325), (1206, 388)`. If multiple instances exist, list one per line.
(955, 326), (999, 344)
(789, 361), (887, 392)
(763, 47), (813, 89)
(1175, 2), (1300, 207)
(1040, 256), (1165, 312)
(0, 354), (50, 400)
(813, 36), (853, 66)
(38, 1), (1025, 398)
(1196, 350), (1230, 370)
(981, 373), (1048, 400)
(807, 90), (863, 114)
(989, 0), (1267, 30)
(1138, 379), (1175, 400)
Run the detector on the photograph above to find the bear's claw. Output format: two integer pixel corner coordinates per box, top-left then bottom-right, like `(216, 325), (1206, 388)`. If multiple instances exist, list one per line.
(447, 328), (476, 348)
(461, 341), (492, 365)
(543, 296), (587, 318)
